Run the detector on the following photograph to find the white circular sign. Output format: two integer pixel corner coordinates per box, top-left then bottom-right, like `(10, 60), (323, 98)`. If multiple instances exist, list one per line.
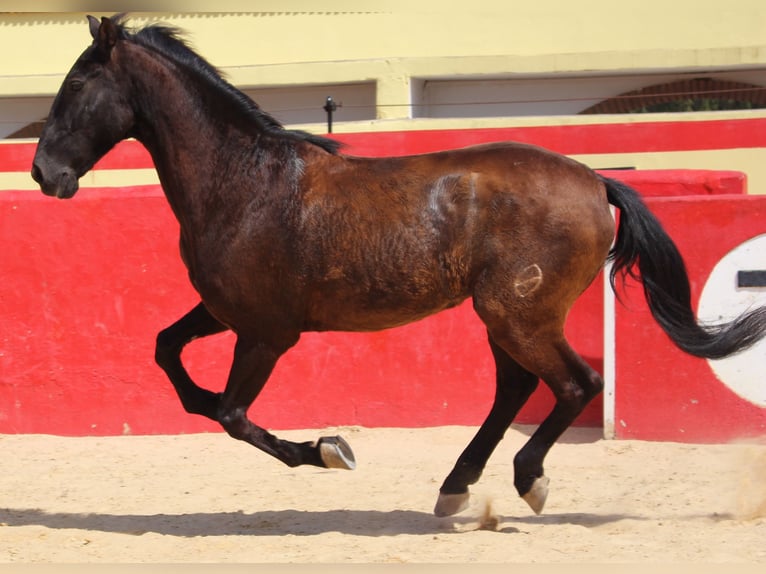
(697, 233), (766, 407)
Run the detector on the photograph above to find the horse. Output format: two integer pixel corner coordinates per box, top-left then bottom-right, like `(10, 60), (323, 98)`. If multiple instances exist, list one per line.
(31, 15), (766, 518)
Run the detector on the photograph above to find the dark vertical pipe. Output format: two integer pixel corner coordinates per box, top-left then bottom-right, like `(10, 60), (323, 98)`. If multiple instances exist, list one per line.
(323, 96), (337, 133)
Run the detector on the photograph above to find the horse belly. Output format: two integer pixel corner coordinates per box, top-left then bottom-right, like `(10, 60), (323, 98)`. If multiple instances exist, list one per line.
(304, 291), (467, 332)
(303, 252), (473, 333)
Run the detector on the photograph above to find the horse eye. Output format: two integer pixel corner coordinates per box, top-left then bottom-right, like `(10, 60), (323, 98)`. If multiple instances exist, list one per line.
(69, 79), (85, 92)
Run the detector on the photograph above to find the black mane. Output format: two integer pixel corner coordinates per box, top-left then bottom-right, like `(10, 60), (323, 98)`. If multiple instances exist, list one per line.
(110, 15), (342, 154)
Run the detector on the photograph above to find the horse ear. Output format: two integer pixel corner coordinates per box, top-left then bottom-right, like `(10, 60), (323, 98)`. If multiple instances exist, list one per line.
(87, 15), (100, 39)
(90, 16), (118, 60)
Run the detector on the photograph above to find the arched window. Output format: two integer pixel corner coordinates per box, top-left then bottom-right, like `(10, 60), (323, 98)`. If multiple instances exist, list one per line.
(580, 78), (766, 114)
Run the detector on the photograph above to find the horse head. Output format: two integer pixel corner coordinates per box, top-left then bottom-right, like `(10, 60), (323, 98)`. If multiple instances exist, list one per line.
(32, 15), (135, 199)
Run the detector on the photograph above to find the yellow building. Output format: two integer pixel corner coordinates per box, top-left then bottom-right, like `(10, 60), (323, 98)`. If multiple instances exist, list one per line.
(1, 1), (765, 191)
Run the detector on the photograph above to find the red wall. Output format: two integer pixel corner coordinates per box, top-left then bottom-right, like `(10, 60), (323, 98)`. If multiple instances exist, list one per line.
(0, 119), (756, 435)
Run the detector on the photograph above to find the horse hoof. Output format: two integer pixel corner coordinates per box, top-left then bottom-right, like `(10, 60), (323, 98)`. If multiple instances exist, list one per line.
(521, 475), (550, 515)
(434, 491), (470, 517)
(318, 436), (356, 470)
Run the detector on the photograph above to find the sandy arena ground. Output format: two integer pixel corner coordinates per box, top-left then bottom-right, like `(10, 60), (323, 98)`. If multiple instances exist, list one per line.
(0, 425), (765, 563)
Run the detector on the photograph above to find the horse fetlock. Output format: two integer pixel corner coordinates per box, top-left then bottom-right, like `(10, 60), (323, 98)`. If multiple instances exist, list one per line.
(317, 435), (356, 470)
(453, 459), (485, 486)
(218, 407), (250, 439)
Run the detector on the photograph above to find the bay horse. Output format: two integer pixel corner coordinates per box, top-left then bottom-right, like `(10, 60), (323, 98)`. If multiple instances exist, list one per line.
(32, 15), (766, 518)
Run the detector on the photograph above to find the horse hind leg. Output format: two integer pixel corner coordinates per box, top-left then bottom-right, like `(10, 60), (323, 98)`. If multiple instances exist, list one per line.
(470, 267), (604, 514)
(435, 335), (539, 517)
(507, 334), (603, 514)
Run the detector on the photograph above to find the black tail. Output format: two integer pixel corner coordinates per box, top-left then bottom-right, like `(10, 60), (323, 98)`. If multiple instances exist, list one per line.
(602, 175), (766, 359)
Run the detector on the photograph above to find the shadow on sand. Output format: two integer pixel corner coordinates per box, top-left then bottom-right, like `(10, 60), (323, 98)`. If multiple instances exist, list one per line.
(0, 505), (669, 538)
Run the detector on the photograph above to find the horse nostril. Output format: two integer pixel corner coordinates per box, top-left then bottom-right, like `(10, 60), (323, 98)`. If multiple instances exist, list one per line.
(31, 162), (44, 185)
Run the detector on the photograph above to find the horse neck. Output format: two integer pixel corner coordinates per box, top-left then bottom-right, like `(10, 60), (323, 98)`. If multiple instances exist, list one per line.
(121, 43), (272, 230)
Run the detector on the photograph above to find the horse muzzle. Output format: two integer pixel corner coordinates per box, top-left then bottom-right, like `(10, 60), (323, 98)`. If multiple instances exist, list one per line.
(31, 161), (80, 199)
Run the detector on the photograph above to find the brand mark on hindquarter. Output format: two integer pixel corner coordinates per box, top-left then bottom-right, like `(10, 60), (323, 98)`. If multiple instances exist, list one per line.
(514, 264), (543, 297)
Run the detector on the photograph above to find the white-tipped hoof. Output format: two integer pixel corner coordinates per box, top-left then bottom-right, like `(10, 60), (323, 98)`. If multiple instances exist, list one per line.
(434, 491), (470, 517)
(521, 475), (550, 515)
(318, 436), (356, 470)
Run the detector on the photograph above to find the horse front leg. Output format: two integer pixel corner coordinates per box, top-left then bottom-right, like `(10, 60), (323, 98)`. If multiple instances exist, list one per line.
(155, 302), (228, 420)
(216, 334), (356, 470)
